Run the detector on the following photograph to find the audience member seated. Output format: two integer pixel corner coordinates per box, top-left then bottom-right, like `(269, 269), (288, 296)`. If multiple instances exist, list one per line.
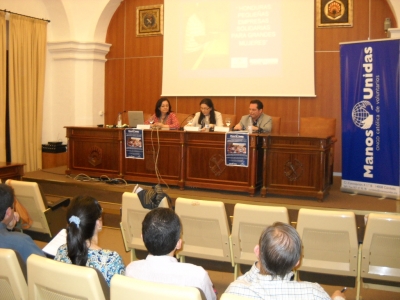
(0, 183), (45, 262)
(191, 98), (224, 131)
(233, 99), (272, 133)
(126, 207), (217, 300)
(225, 222), (345, 300)
(54, 195), (125, 286)
(145, 97), (180, 129)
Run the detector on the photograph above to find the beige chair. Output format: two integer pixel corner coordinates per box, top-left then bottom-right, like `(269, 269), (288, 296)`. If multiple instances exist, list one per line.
(220, 293), (255, 300)
(299, 117), (336, 183)
(110, 274), (202, 300)
(230, 203), (289, 279)
(359, 212), (400, 296)
(0, 249), (28, 300)
(120, 191), (169, 261)
(270, 116), (281, 134)
(27, 254), (109, 300)
(5, 179), (70, 237)
(296, 208), (359, 288)
(175, 197), (233, 266)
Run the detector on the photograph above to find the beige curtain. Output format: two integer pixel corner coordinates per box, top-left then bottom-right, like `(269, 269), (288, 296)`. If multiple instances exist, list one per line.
(8, 15), (47, 171)
(0, 12), (6, 162)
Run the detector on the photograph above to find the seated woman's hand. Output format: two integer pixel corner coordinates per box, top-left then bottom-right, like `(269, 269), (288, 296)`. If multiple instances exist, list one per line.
(152, 122), (164, 128)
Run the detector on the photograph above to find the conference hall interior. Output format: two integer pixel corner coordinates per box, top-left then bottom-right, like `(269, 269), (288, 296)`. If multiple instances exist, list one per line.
(1, 0), (400, 299)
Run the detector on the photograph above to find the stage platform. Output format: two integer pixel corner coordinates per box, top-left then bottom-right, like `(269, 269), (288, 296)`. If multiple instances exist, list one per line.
(26, 166), (400, 300)
(22, 166), (399, 234)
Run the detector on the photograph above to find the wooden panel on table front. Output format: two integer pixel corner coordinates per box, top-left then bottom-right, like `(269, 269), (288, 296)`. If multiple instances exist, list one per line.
(263, 135), (332, 201)
(124, 130), (184, 187)
(184, 132), (263, 195)
(66, 127), (123, 176)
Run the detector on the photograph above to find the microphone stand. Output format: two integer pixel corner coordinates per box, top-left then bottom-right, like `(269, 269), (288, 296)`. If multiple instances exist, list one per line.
(179, 113), (195, 130)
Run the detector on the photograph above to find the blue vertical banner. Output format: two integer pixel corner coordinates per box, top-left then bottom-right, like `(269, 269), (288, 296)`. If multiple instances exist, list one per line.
(340, 39), (400, 199)
(125, 129), (144, 159)
(225, 132), (249, 167)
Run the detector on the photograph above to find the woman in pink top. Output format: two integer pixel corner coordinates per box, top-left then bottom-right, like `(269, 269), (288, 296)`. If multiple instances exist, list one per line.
(145, 98), (180, 129)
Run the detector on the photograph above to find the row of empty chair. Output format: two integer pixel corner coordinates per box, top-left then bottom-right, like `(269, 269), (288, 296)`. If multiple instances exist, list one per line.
(0, 250), (253, 300)
(120, 193), (400, 300)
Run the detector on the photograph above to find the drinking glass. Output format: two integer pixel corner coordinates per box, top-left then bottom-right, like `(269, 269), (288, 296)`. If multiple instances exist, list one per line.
(149, 117), (155, 125)
(225, 118), (231, 127)
(187, 117), (193, 126)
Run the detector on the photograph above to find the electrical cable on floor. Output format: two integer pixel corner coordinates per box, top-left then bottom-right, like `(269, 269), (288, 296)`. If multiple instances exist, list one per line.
(150, 127), (170, 190)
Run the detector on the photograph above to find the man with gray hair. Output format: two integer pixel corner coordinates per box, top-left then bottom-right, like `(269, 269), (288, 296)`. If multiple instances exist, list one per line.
(225, 222), (345, 300)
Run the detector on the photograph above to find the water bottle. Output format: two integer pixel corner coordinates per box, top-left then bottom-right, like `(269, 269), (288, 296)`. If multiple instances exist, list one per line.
(117, 113), (122, 127)
(204, 118), (210, 132)
(248, 117), (253, 133)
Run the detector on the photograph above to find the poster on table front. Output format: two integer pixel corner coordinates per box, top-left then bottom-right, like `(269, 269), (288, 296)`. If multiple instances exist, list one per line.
(125, 129), (144, 159)
(225, 132), (249, 167)
(340, 39), (400, 199)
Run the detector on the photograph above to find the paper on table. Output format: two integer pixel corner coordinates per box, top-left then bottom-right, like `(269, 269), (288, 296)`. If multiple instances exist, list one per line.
(42, 229), (67, 256)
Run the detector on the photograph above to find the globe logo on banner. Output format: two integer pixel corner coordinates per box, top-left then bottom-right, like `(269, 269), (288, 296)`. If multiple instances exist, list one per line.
(352, 100), (374, 129)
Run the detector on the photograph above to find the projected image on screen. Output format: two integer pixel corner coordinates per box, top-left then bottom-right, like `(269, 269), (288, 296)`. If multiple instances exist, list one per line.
(181, 2), (230, 71)
(163, 0), (314, 97)
(180, 1), (281, 78)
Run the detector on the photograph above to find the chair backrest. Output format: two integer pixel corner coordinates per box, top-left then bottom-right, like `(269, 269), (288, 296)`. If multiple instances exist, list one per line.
(221, 114), (236, 128)
(231, 203), (289, 265)
(120, 192), (169, 257)
(6, 179), (51, 235)
(220, 293), (255, 300)
(175, 197), (232, 263)
(270, 116), (281, 134)
(361, 212), (400, 284)
(110, 274), (202, 300)
(299, 117), (336, 137)
(296, 208), (358, 277)
(27, 254), (109, 300)
(0, 249), (28, 300)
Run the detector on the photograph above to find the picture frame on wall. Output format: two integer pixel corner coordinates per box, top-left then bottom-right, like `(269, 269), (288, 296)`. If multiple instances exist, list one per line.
(316, 0), (353, 28)
(136, 4), (164, 37)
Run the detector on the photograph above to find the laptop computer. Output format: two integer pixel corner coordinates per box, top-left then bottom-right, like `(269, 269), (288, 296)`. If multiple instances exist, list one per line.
(128, 111), (144, 128)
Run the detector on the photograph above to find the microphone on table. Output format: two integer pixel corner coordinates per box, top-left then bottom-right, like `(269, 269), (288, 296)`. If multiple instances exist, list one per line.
(179, 113), (195, 130)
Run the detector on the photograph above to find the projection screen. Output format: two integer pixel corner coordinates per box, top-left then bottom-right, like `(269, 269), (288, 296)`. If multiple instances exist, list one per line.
(162, 0), (315, 97)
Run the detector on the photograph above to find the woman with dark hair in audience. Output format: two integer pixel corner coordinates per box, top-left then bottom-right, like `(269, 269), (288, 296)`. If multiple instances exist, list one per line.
(191, 98), (223, 131)
(54, 195), (125, 286)
(145, 97), (180, 129)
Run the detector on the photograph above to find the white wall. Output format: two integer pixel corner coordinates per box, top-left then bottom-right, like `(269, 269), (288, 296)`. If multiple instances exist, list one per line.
(0, 0), (121, 143)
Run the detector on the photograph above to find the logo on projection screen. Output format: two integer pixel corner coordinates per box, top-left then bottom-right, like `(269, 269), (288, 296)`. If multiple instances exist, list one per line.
(352, 100), (374, 129)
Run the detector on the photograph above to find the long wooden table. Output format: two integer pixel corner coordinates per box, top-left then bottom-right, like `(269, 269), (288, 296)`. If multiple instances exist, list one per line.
(65, 127), (332, 199)
(184, 131), (263, 195)
(261, 134), (333, 201)
(0, 162), (25, 182)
